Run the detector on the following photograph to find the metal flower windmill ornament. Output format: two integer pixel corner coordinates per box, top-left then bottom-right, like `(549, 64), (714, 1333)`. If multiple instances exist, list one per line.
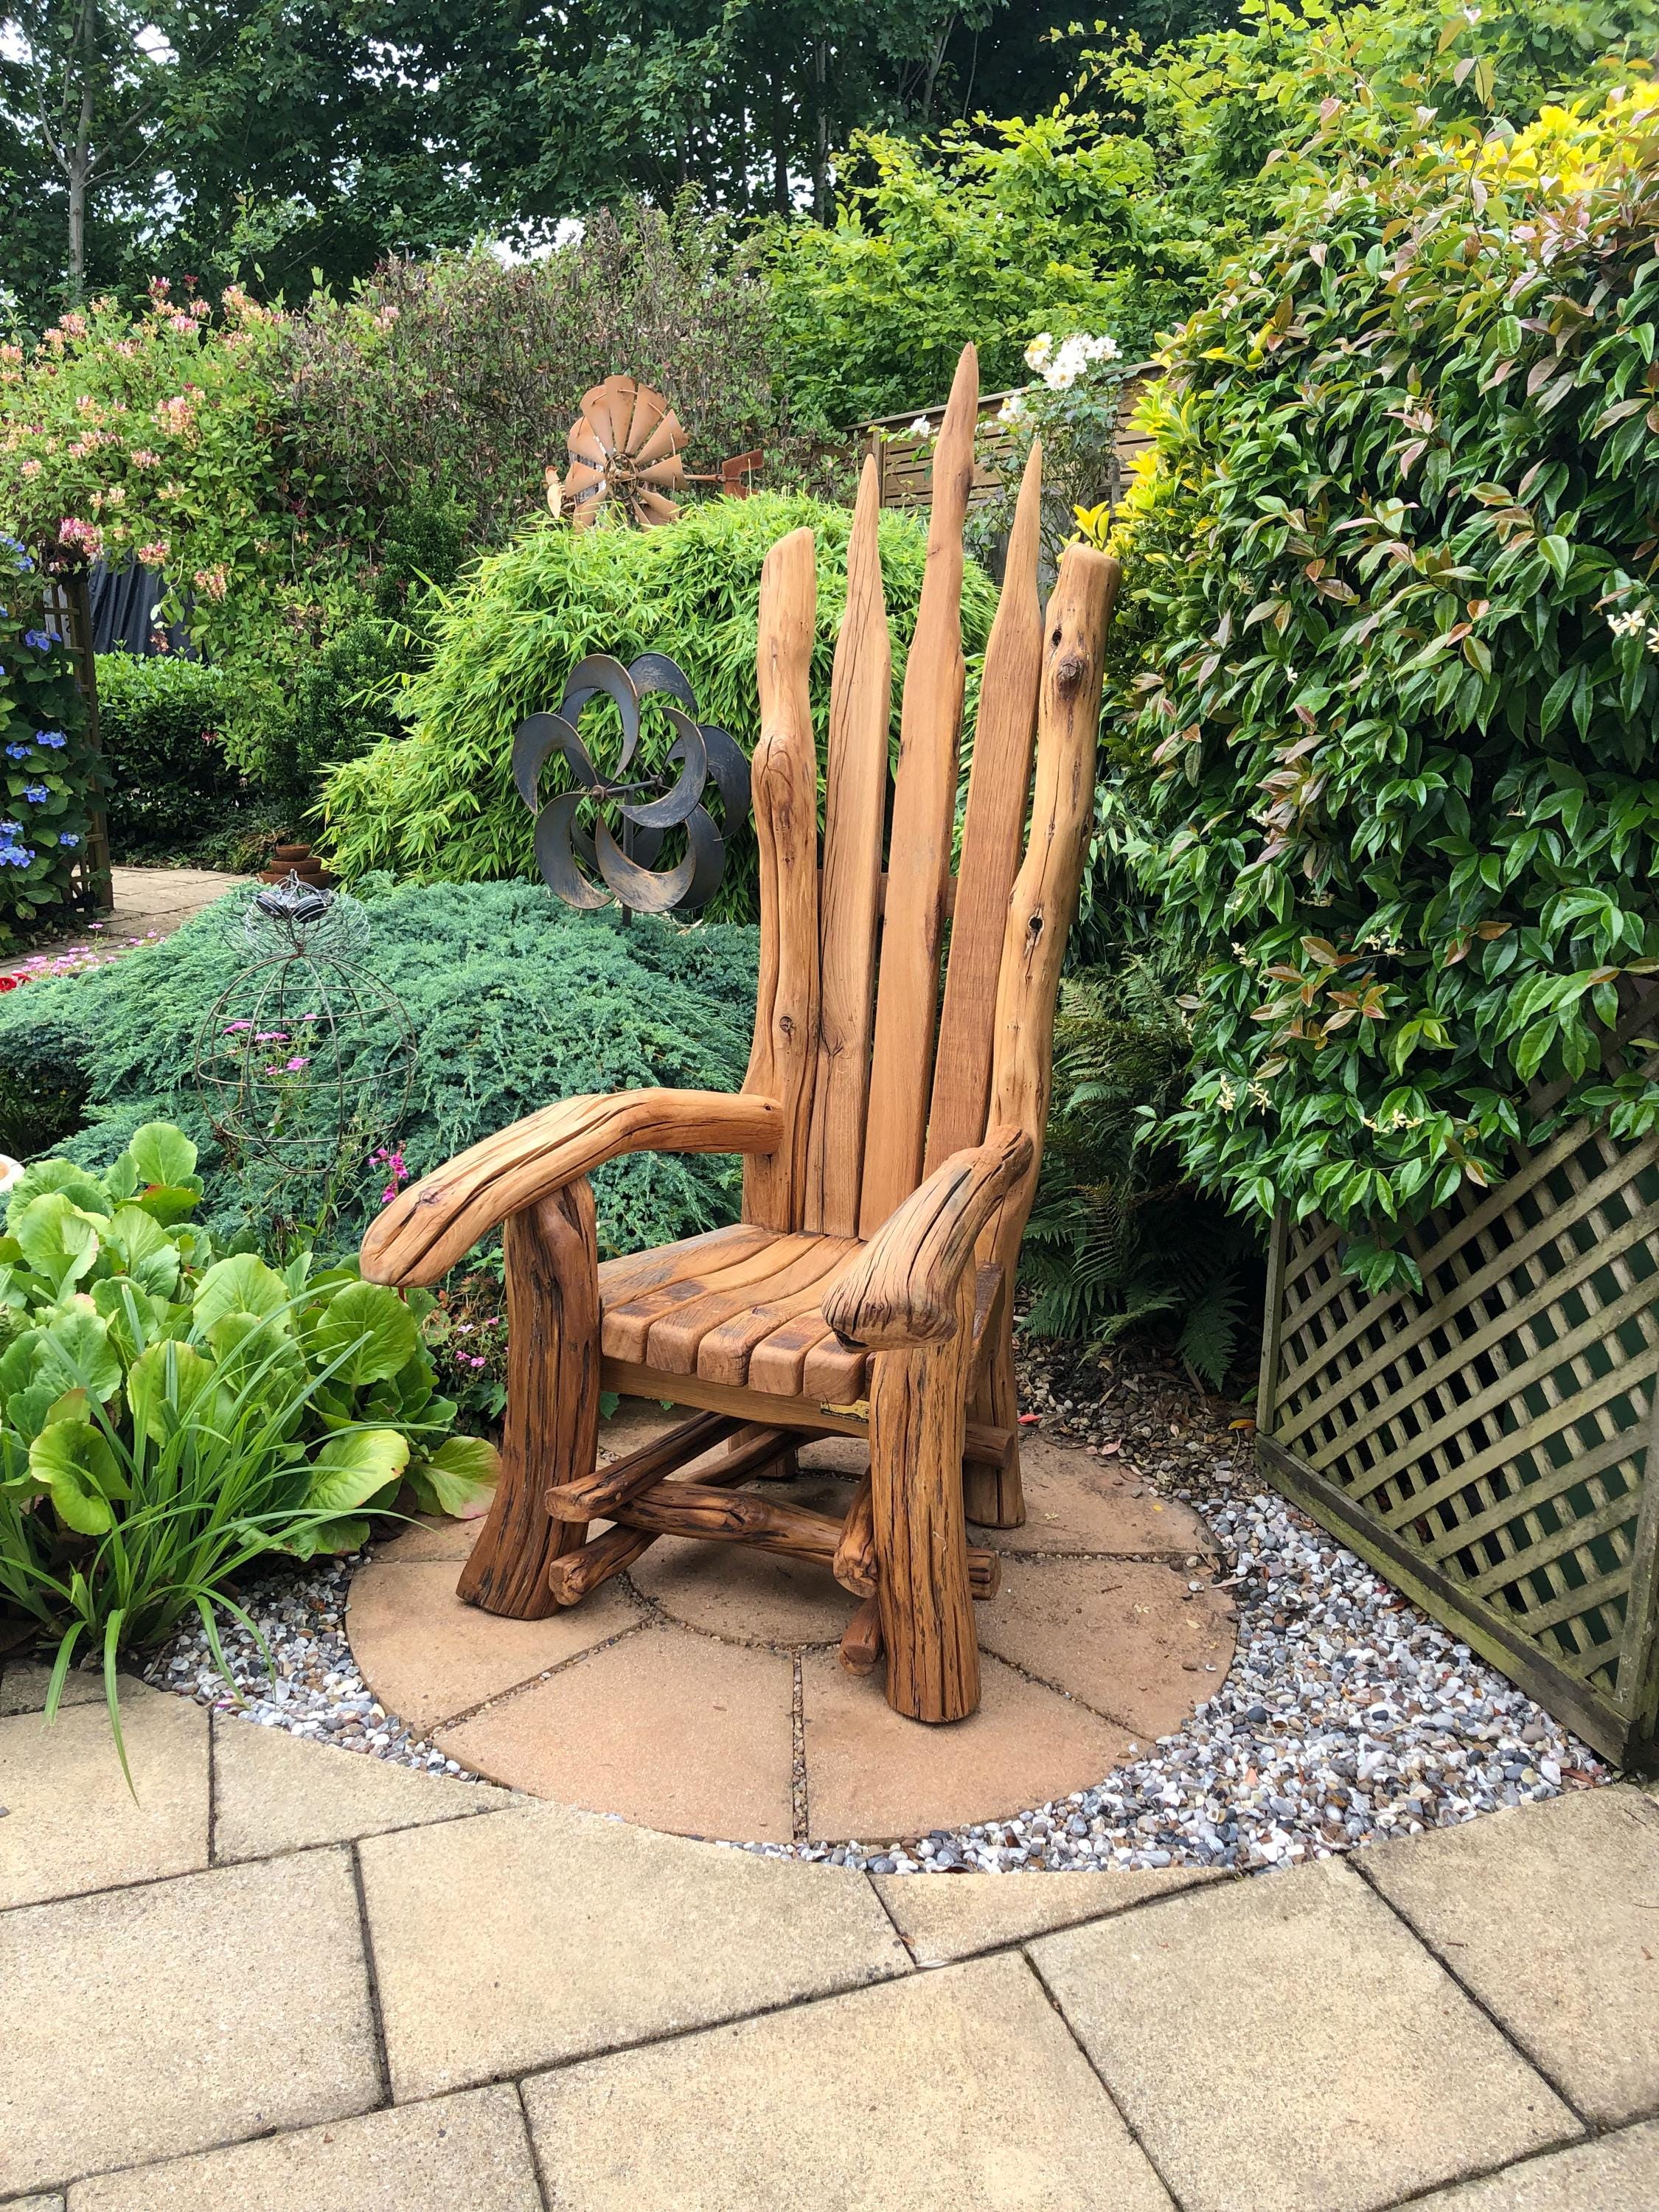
(559, 378), (688, 530)
(513, 653), (750, 919)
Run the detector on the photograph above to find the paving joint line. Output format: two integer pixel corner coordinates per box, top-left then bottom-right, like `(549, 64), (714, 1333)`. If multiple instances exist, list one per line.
(206, 1705), (220, 1867)
(790, 1652), (810, 1842)
(348, 1840), (396, 2111)
(860, 1867), (917, 1962)
(514, 2078), (556, 2212)
(1020, 1947), (1192, 2212)
(1366, 2110), (1658, 2209)
(1351, 1854), (1593, 2132)
(420, 1616), (654, 1736)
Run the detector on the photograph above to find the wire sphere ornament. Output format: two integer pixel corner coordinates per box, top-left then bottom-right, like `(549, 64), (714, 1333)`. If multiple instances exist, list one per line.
(194, 875), (416, 1236)
(513, 651), (751, 918)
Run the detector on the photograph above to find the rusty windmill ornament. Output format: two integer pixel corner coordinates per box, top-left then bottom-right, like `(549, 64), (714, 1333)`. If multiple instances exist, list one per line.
(513, 653), (749, 919)
(561, 378), (687, 530)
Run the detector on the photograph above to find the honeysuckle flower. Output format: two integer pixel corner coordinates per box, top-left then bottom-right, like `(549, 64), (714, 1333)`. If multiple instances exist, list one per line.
(136, 541), (170, 567)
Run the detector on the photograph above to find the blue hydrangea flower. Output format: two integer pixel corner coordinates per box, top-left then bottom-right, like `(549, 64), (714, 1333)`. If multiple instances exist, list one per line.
(4, 741), (31, 761)
(22, 629), (53, 653)
(58, 832), (80, 848)
(0, 841), (35, 867)
(24, 782), (49, 802)
(34, 730), (67, 749)
(0, 821), (18, 836)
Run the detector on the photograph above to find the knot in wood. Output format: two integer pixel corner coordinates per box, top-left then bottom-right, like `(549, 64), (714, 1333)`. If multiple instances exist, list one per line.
(1054, 649), (1090, 697)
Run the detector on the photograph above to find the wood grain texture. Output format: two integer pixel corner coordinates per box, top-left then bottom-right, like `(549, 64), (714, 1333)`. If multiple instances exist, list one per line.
(868, 1263), (981, 1720)
(609, 1484), (846, 1559)
(805, 454), (890, 1237)
(927, 439), (1046, 1170)
(456, 1183), (599, 1618)
(542, 1409), (737, 1521)
(596, 1225), (773, 1305)
(966, 1275), (1024, 1528)
(823, 1124), (1032, 1349)
(860, 343), (981, 1237)
(839, 1593), (883, 1675)
(601, 1232), (820, 1363)
(645, 1237), (855, 1376)
(361, 1089), (780, 1288)
(742, 525), (821, 1230)
(545, 1447), (762, 1606)
(981, 543), (1119, 1301)
(832, 1469), (877, 1596)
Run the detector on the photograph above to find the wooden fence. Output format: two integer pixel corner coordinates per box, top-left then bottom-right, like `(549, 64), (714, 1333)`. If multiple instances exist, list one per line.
(860, 367), (1161, 517)
(1257, 1006), (1659, 1768)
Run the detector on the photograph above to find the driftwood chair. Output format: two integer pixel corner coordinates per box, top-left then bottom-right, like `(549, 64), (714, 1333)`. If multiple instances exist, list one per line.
(362, 344), (1119, 1722)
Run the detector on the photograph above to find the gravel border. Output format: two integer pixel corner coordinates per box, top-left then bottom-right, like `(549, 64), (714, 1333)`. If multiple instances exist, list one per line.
(149, 1335), (1612, 1871)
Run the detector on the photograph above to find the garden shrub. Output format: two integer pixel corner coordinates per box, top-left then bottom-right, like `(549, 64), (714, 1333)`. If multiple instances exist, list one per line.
(320, 494), (998, 917)
(0, 1121), (496, 1736)
(0, 880), (759, 1259)
(1020, 964), (1262, 1385)
(1122, 84), (1659, 1291)
(0, 541), (97, 947)
(95, 653), (239, 857)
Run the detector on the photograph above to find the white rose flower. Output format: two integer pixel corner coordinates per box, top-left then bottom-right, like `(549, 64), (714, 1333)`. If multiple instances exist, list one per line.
(908, 415), (932, 439)
(997, 394), (1028, 426)
(1024, 332), (1054, 369)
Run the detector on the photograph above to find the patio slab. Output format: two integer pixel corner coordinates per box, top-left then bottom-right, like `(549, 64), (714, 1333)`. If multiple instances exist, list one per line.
(519, 1951), (1175, 2212)
(434, 1625), (796, 1842)
(1363, 1784), (1659, 2126)
(1416, 2117), (1659, 2208)
(210, 1710), (518, 1863)
(346, 1558), (636, 1731)
(0, 1848), (378, 2196)
(873, 1863), (1226, 1964)
(0, 1686), (208, 1908)
(1029, 1856), (1579, 2212)
(357, 1800), (911, 2100)
(800, 1646), (1131, 1840)
(69, 2085), (542, 2212)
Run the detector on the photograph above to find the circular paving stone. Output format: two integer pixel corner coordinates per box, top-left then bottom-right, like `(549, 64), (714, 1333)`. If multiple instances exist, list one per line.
(346, 1400), (1237, 1847)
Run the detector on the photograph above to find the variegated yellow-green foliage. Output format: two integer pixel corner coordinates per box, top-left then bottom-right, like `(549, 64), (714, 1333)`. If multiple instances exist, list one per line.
(1122, 84), (1659, 1292)
(319, 493), (998, 918)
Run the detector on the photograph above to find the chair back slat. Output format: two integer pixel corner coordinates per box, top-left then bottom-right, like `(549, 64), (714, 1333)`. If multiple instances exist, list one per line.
(981, 541), (1119, 1285)
(858, 344), (980, 1237)
(804, 457), (891, 1235)
(925, 439), (1046, 1171)
(741, 526), (821, 1229)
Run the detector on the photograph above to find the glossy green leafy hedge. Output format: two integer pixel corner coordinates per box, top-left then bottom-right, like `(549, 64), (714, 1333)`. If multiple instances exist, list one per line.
(1124, 89), (1659, 1290)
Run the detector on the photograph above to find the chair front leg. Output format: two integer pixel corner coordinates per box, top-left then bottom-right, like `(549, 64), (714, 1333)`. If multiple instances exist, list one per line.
(868, 1265), (980, 1722)
(457, 1178), (600, 1619)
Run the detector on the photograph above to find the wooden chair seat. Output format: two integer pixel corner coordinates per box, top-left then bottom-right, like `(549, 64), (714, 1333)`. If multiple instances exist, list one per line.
(597, 1223), (1003, 1402)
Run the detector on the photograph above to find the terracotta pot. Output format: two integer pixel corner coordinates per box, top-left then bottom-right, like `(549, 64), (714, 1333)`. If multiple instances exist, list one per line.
(261, 841), (335, 890)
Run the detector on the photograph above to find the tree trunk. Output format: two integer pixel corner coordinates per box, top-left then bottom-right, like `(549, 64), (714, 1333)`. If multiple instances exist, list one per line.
(66, 0), (98, 300)
(812, 41), (831, 224)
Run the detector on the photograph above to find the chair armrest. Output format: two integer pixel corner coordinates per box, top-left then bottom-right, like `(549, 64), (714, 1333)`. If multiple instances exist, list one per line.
(821, 1124), (1032, 1350)
(361, 1088), (782, 1287)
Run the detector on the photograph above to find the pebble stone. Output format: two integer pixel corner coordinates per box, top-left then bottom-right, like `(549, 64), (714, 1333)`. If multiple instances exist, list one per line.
(147, 1333), (1610, 1871)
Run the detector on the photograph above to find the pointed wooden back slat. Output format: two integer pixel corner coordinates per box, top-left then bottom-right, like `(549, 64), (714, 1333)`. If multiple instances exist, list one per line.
(980, 541), (1119, 1285)
(740, 526), (821, 1230)
(804, 457), (891, 1235)
(858, 344), (980, 1237)
(924, 439), (1046, 1172)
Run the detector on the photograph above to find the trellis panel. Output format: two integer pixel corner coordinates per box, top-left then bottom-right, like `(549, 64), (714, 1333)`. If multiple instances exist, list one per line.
(1258, 1106), (1659, 1769)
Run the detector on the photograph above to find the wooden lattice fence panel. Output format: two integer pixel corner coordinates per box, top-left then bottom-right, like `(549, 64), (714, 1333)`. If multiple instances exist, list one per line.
(862, 368), (1161, 518)
(1258, 1091), (1659, 1767)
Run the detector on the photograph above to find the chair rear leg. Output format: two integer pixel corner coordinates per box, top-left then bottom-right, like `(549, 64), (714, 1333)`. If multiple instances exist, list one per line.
(457, 1178), (599, 1618)
(869, 1268), (981, 1722)
(965, 1312), (1025, 1528)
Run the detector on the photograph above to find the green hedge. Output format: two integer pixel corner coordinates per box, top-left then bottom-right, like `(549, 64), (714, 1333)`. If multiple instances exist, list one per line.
(319, 493), (999, 919)
(0, 879), (759, 1259)
(95, 653), (239, 856)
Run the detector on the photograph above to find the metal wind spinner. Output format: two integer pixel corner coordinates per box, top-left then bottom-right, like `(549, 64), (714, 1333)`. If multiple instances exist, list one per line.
(512, 652), (750, 917)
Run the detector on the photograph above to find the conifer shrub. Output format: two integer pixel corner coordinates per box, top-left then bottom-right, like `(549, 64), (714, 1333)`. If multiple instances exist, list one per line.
(0, 880), (758, 1258)
(319, 494), (999, 917)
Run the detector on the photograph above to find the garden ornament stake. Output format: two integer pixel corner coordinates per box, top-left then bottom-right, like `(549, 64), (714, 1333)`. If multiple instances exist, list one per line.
(512, 651), (751, 919)
(560, 377), (688, 529)
(195, 874), (415, 1244)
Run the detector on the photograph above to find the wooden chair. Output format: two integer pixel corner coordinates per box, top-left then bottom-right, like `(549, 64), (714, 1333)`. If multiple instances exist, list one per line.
(361, 345), (1119, 1722)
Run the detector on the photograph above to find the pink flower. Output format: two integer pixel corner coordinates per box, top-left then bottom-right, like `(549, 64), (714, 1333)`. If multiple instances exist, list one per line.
(20, 459), (41, 479)
(130, 448), (161, 468)
(222, 1020), (253, 1032)
(136, 540), (170, 568)
(284, 1055), (309, 1072)
(254, 1031), (288, 1043)
(192, 565), (229, 602)
(56, 517), (105, 560)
